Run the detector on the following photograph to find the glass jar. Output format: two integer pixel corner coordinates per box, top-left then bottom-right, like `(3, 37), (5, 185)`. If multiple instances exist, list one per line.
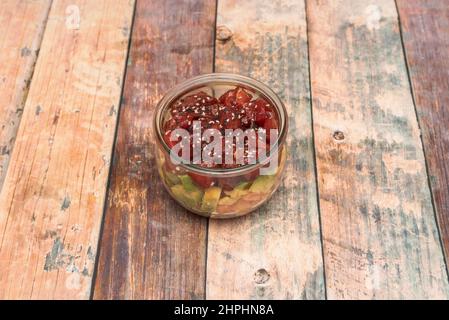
(153, 73), (288, 219)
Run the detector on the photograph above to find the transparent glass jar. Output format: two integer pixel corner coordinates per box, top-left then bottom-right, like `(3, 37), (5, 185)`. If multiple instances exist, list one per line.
(153, 73), (288, 219)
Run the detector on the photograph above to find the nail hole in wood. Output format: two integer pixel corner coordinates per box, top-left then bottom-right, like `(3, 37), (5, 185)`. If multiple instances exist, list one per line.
(216, 26), (233, 42)
(254, 268), (270, 284)
(333, 130), (345, 141)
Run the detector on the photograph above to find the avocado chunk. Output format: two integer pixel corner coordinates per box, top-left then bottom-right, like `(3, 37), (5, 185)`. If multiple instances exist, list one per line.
(235, 181), (250, 191)
(171, 184), (203, 209)
(249, 175), (276, 193)
(179, 175), (197, 192)
(224, 182), (250, 199)
(218, 196), (238, 206)
(201, 187), (222, 212)
(164, 171), (180, 186)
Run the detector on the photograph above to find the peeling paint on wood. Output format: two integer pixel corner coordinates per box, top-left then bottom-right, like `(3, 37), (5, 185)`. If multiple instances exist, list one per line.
(206, 0), (325, 300)
(61, 196), (71, 211)
(0, 0), (135, 299)
(93, 0), (216, 300)
(307, 0), (449, 299)
(396, 0), (449, 271)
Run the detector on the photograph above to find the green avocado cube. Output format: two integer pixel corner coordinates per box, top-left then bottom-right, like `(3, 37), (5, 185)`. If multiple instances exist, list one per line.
(171, 184), (203, 209)
(179, 175), (198, 192)
(235, 182), (250, 190)
(218, 196), (238, 206)
(224, 182), (250, 199)
(249, 175), (276, 193)
(164, 171), (180, 186)
(201, 187), (222, 212)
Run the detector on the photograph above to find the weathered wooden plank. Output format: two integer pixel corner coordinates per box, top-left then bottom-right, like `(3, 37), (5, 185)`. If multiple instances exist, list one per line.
(93, 0), (216, 300)
(0, 0), (52, 191)
(0, 0), (134, 299)
(396, 0), (449, 270)
(307, 0), (449, 299)
(206, 0), (325, 299)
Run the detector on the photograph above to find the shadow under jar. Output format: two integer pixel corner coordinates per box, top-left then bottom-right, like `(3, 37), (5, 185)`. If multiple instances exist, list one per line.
(154, 73), (288, 219)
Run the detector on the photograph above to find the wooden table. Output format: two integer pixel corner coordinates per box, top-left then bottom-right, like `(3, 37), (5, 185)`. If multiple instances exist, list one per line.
(0, 0), (448, 300)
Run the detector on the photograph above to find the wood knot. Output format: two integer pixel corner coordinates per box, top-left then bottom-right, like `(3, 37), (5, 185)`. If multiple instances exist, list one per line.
(254, 268), (270, 284)
(216, 25), (233, 42)
(333, 130), (345, 141)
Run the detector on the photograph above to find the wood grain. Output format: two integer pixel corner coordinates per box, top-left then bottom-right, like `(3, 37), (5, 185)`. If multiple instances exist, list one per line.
(0, 0), (52, 191)
(307, 0), (449, 299)
(0, 0), (134, 299)
(396, 0), (449, 270)
(93, 0), (216, 300)
(206, 0), (325, 299)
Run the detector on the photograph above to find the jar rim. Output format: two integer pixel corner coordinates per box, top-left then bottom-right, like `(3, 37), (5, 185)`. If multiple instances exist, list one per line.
(153, 73), (288, 177)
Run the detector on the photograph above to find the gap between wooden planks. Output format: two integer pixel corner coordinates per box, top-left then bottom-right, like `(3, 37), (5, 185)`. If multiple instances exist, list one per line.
(0, 0), (52, 192)
(396, 0), (449, 272)
(0, 0), (134, 299)
(307, 0), (449, 299)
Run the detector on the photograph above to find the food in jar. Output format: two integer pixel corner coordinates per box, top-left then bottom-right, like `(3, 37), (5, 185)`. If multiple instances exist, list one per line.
(156, 84), (286, 218)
